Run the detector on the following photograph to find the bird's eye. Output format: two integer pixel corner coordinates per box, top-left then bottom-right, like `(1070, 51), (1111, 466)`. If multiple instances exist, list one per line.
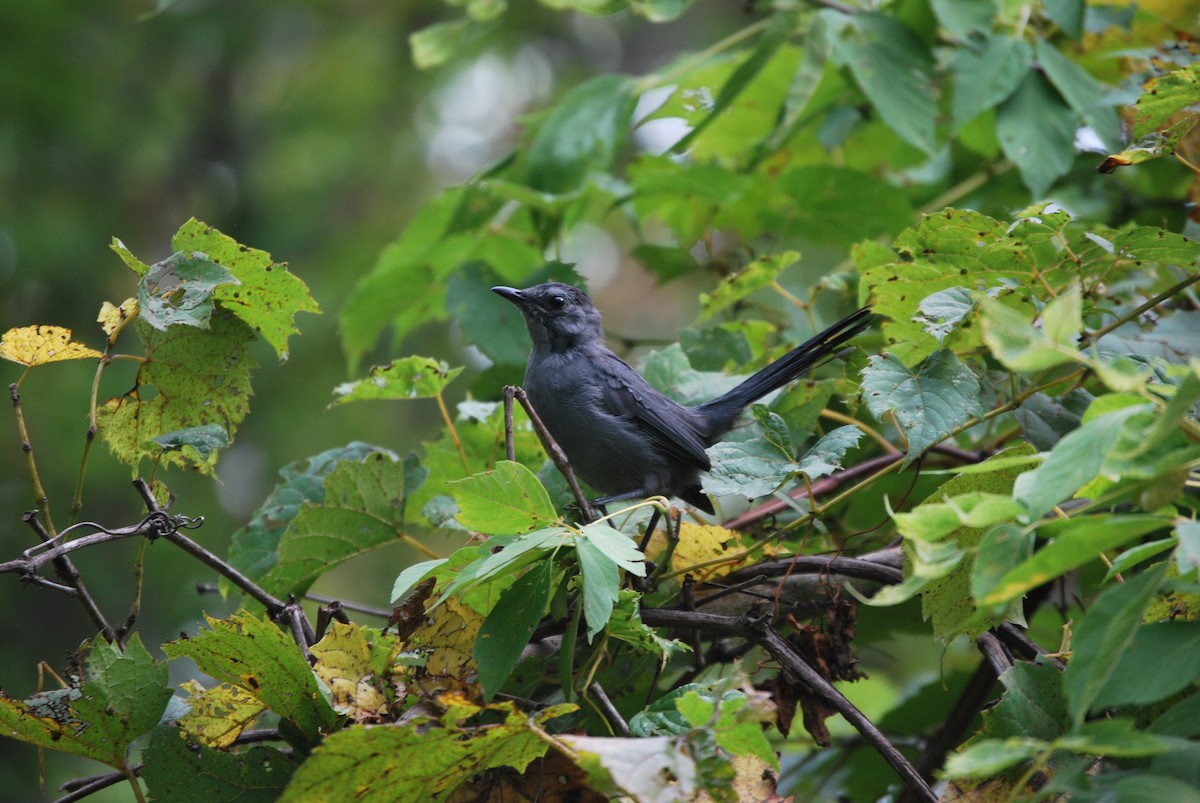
(550, 295), (566, 308)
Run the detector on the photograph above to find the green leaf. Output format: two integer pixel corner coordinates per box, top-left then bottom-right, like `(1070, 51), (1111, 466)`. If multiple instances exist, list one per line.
(971, 523), (1034, 602)
(1093, 621), (1200, 708)
(980, 292), (1081, 372)
(142, 726), (295, 802)
(475, 559), (554, 699)
(331, 356), (463, 405)
(871, 444), (1036, 640)
(862, 349), (983, 465)
(824, 11), (937, 154)
(1036, 38), (1120, 150)
(860, 208), (1038, 364)
(763, 18), (832, 152)
(410, 20), (473, 70)
(981, 514), (1172, 606)
(1041, 0), (1083, 40)
(524, 74), (636, 194)
(1176, 519), (1200, 576)
(580, 522), (647, 576)
(172, 218), (319, 362)
(629, 0), (692, 22)
(931, 0), (996, 40)
(110, 237), (150, 275)
(390, 558), (448, 603)
(796, 425), (863, 480)
(97, 311), (257, 475)
(894, 493), (1024, 541)
(777, 166), (913, 249)
(149, 423), (231, 463)
(1063, 565), (1166, 727)
(1133, 63), (1200, 140)
(1013, 390), (1090, 450)
(337, 188), (469, 369)
(943, 738), (1047, 777)
(698, 252), (796, 321)
(1151, 692), (1200, 737)
(608, 590), (689, 664)
(1011, 401), (1150, 520)
(449, 460), (559, 535)
(258, 452), (427, 597)
(164, 612), (338, 744)
(629, 157), (755, 246)
(576, 535), (620, 642)
(446, 262), (542, 365)
(443, 528), (569, 601)
(950, 36), (1032, 130)
(229, 442), (395, 585)
(704, 408), (797, 499)
(914, 287), (976, 344)
(1058, 718), (1169, 757)
(138, 251), (239, 330)
(670, 10), (796, 154)
(0, 634), (171, 767)
(278, 701), (554, 801)
(996, 72), (1078, 196)
(983, 661), (1069, 742)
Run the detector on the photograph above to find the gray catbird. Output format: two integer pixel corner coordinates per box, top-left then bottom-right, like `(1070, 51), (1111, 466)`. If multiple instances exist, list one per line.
(494, 282), (872, 514)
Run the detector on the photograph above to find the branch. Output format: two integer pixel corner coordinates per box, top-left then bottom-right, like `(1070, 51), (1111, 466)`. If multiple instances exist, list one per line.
(1080, 269), (1200, 347)
(507, 386), (597, 522)
(746, 614), (937, 802)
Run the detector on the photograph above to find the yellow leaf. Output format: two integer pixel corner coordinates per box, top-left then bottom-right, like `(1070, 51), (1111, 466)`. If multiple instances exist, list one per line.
(0, 325), (103, 366)
(177, 679), (266, 749)
(97, 298), (138, 338)
(309, 622), (389, 723)
(646, 523), (754, 583)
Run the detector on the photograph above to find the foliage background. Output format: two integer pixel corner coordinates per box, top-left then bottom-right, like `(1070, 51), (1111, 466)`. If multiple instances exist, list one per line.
(0, 2), (751, 796)
(1, 0), (1197, 800)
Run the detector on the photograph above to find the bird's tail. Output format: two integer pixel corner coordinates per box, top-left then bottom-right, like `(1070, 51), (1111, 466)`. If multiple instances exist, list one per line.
(698, 306), (874, 429)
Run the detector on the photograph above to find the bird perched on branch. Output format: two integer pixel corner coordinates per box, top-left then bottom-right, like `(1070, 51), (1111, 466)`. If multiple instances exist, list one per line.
(494, 282), (872, 514)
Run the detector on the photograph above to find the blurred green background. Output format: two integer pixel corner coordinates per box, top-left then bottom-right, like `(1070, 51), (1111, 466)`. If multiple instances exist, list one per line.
(0, 2), (747, 796)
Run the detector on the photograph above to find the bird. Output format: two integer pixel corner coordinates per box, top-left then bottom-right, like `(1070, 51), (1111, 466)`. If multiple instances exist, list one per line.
(493, 282), (872, 514)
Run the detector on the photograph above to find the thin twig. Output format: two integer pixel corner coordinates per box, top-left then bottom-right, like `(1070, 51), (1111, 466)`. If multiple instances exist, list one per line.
(503, 386), (517, 462)
(747, 614), (936, 802)
(305, 593), (391, 619)
(1080, 270), (1200, 347)
(974, 632), (1014, 677)
(510, 386), (597, 522)
(587, 682), (632, 737)
(131, 480), (291, 617)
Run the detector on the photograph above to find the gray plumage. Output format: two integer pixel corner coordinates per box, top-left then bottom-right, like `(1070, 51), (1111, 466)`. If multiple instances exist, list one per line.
(494, 282), (872, 514)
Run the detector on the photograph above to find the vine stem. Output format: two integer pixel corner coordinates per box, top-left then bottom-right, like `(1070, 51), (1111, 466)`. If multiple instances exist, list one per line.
(434, 390), (470, 474)
(820, 408), (899, 454)
(10, 375), (115, 641)
(1080, 270), (1200, 347)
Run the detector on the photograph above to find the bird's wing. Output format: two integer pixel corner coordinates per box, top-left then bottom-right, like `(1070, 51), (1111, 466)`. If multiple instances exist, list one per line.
(595, 351), (712, 472)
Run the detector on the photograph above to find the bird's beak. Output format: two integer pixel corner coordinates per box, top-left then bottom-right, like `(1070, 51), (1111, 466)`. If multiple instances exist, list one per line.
(492, 286), (524, 305)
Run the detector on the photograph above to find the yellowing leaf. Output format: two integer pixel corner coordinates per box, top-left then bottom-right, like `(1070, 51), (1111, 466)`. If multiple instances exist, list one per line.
(310, 622), (389, 723)
(177, 679), (266, 749)
(98, 298), (138, 338)
(646, 523), (762, 582)
(401, 597), (483, 697)
(0, 325), (102, 366)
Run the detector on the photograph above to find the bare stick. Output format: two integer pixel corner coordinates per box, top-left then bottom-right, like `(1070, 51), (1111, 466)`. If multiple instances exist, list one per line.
(747, 615), (936, 802)
(510, 386), (597, 522)
(588, 682), (632, 737)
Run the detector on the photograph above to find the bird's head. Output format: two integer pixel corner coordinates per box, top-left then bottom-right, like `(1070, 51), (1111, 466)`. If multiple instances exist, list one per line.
(492, 282), (604, 353)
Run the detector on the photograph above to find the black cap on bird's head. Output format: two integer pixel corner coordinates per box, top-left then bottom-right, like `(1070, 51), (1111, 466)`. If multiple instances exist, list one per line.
(492, 282), (604, 353)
